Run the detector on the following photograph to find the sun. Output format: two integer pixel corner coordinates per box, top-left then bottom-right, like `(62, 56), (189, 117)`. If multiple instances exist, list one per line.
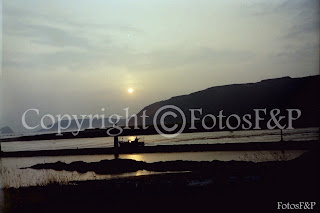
(128, 88), (134, 94)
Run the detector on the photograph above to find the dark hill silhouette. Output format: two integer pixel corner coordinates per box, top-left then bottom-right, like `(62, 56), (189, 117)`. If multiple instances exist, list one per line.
(3, 75), (319, 142)
(0, 126), (14, 135)
(132, 75), (320, 128)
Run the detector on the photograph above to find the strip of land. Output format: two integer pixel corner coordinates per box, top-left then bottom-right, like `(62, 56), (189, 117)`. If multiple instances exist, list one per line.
(24, 149), (316, 175)
(1, 140), (318, 157)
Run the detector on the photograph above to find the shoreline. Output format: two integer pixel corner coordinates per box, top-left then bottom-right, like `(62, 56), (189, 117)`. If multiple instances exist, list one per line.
(1, 140), (318, 157)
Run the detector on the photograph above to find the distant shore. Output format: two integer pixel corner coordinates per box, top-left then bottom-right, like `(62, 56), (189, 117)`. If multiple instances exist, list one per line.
(1, 124), (319, 143)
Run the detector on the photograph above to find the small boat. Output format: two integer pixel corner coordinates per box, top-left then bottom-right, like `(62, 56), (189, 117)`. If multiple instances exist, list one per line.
(118, 136), (145, 148)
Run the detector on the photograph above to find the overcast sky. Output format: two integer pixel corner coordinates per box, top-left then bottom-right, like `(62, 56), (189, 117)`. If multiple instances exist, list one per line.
(0, 0), (319, 133)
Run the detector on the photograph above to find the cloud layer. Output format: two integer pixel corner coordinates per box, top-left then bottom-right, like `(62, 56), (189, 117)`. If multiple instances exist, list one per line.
(1, 0), (319, 133)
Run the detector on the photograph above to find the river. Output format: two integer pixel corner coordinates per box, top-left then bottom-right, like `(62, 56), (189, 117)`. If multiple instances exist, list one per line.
(0, 128), (318, 188)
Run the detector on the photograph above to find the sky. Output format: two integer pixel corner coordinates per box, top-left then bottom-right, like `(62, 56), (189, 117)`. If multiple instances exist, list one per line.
(0, 0), (319, 133)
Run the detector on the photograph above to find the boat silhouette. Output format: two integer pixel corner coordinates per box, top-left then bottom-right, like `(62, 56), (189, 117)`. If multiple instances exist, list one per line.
(118, 136), (145, 148)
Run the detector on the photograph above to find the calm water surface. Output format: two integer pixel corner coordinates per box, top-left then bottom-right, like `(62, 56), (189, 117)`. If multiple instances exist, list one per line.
(1, 128), (319, 152)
